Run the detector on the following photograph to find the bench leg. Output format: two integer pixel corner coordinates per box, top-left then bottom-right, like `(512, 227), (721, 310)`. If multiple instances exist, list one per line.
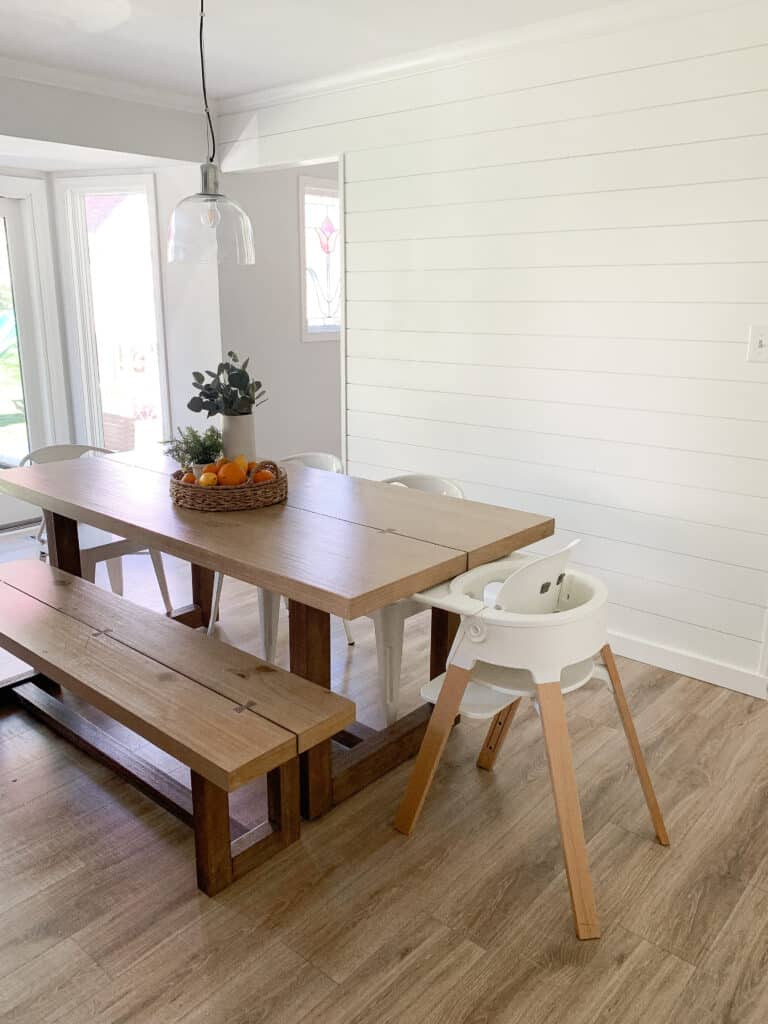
(268, 757), (301, 844)
(191, 771), (233, 896)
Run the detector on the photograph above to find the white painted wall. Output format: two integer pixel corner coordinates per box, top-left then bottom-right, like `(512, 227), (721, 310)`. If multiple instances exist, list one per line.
(217, 163), (342, 458)
(154, 166), (222, 435)
(0, 73), (202, 163)
(218, 1), (768, 696)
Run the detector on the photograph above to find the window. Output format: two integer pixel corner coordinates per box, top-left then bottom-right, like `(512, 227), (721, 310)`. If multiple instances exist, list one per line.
(0, 208), (27, 468)
(299, 177), (341, 342)
(57, 176), (169, 451)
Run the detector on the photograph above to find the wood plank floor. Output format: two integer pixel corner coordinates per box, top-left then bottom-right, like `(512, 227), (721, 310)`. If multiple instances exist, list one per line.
(1, 545), (767, 1023)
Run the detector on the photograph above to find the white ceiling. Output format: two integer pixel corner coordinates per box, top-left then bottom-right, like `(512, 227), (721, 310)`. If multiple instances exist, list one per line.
(0, 0), (622, 101)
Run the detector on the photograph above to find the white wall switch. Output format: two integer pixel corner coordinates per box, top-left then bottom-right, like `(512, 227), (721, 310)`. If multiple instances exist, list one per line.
(747, 325), (768, 362)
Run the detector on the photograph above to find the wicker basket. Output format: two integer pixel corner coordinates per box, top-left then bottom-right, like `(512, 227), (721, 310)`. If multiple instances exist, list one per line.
(169, 460), (287, 512)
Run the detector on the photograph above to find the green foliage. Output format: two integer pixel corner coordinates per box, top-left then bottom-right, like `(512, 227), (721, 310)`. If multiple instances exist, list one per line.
(162, 425), (222, 468)
(0, 285), (12, 311)
(187, 351), (267, 418)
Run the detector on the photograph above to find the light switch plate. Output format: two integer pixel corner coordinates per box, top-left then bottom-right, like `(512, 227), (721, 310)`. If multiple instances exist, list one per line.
(747, 325), (768, 362)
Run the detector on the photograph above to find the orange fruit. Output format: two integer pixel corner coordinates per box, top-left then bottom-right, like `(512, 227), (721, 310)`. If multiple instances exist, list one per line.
(252, 468), (275, 483)
(214, 457), (228, 468)
(247, 461), (258, 473)
(218, 462), (247, 486)
(202, 463), (218, 476)
(198, 472), (218, 487)
(181, 472), (196, 484)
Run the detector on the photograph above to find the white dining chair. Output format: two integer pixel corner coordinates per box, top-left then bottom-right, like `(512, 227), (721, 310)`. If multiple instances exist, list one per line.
(23, 444), (173, 613)
(393, 540), (669, 941)
(369, 474), (464, 725)
(206, 451), (354, 648)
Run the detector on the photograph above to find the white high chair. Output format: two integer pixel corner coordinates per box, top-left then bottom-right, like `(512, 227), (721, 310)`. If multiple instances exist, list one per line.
(23, 445), (172, 612)
(394, 541), (669, 941)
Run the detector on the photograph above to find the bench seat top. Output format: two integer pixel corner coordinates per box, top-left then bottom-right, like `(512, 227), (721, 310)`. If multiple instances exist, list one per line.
(0, 561), (355, 790)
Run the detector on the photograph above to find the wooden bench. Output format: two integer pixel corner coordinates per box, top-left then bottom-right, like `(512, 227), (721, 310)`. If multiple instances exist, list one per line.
(0, 560), (355, 895)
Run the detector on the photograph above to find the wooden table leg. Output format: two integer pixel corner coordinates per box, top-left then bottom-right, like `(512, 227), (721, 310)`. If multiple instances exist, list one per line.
(172, 563), (216, 629)
(43, 511), (82, 577)
(41, 512), (79, 696)
(288, 599), (333, 820)
(430, 607), (460, 679)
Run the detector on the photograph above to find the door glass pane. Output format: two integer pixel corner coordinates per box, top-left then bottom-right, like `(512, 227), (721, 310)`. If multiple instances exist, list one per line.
(302, 186), (341, 337)
(0, 217), (28, 468)
(84, 192), (164, 451)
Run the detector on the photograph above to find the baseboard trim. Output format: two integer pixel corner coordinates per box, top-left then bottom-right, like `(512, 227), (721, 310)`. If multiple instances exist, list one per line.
(609, 630), (767, 700)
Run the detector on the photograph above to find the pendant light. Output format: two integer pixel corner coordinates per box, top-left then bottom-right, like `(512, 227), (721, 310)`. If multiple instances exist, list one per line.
(167, 0), (255, 264)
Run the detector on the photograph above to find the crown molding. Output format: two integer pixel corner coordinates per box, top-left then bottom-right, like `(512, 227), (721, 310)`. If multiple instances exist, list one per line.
(214, 0), (741, 116)
(0, 56), (200, 113)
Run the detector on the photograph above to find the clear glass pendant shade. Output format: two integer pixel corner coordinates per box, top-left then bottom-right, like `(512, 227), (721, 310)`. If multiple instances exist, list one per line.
(167, 163), (255, 265)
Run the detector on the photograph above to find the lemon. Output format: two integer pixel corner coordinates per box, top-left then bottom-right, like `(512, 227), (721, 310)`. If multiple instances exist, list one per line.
(199, 472), (218, 487)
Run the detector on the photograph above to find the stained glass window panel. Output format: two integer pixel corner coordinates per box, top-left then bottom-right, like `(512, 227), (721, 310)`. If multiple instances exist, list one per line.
(301, 181), (341, 340)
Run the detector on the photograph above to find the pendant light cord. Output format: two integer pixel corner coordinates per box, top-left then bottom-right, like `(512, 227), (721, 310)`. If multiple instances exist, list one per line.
(199, 0), (216, 163)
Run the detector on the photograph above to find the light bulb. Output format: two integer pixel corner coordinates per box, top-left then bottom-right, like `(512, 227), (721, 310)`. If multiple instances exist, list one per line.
(201, 201), (221, 229)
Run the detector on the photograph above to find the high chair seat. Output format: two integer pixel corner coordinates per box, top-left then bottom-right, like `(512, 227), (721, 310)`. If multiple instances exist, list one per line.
(422, 657), (598, 715)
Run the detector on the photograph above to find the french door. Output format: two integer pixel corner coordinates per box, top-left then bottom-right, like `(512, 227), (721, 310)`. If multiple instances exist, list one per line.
(0, 197), (45, 528)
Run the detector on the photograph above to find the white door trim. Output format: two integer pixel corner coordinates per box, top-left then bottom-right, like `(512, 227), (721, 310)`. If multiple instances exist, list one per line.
(0, 174), (71, 446)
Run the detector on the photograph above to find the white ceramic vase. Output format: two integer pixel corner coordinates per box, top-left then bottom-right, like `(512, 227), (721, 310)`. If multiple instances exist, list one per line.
(221, 414), (255, 460)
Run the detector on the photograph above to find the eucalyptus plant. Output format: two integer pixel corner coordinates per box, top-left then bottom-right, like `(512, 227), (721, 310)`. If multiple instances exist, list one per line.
(162, 425), (222, 468)
(187, 351), (267, 418)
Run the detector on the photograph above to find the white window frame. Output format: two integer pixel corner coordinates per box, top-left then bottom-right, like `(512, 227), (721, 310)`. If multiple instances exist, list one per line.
(54, 173), (171, 447)
(299, 175), (341, 344)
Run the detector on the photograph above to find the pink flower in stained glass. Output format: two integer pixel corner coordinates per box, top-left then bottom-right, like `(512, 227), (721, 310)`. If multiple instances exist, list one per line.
(315, 215), (338, 254)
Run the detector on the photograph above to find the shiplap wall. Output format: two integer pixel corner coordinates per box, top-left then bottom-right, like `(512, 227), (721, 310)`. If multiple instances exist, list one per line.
(221, 1), (768, 696)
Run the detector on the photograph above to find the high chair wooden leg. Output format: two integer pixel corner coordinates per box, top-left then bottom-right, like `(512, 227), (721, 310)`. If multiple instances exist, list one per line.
(477, 699), (521, 771)
(394, 664), (472, 836)
(601, 644), (670, 847)
(537, 682), (601, 941)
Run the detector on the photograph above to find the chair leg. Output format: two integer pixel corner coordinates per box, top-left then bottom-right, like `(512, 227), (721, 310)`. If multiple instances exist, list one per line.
(373, 604), (406, 726)
(394, 663), (471, 836)
(477, 698), (521, 771)
(258, 588), (281, 662)
(80, 554), (97, 583)
(537, 682), (600, 941)
(105, 557), (124, 596)
(601, 644), (670, 847)
(342, 618), (355, 645)
(149, 549), (173, 614)
(206, 572), (224, 637)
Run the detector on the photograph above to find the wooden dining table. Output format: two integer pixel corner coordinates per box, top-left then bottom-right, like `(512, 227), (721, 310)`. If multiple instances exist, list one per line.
(0, 452), (554, 818)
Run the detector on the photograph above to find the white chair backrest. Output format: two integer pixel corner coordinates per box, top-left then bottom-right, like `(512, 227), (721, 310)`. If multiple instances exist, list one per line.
(280, 451), (344, 473)
(21, 444), (111, 467)
(486, 540), (580, 614)
(383, 474), (464, 499)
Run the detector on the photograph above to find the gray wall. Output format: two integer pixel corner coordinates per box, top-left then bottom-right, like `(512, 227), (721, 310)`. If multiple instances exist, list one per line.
(217, 162), (341, 459)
